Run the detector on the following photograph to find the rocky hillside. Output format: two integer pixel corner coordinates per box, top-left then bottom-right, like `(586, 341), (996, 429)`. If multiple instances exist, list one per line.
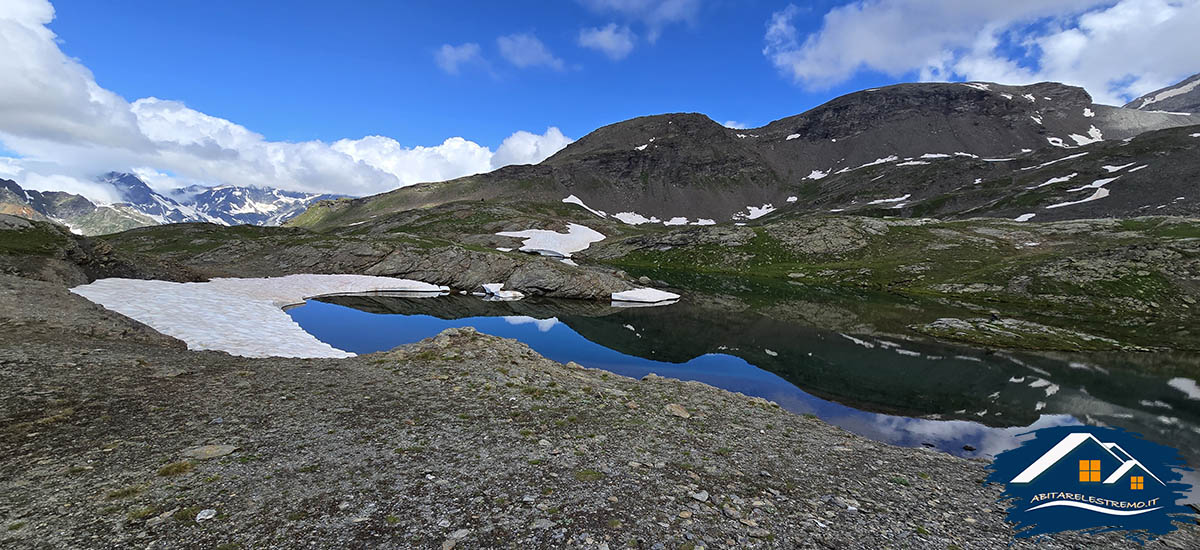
(1127, 72), (1200, 113)
(0, 174), (341, 236)
(291, 79), (1200, 231)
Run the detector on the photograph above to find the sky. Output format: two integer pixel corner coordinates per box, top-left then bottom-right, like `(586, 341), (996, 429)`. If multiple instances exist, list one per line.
(0, 0), (1197, 202)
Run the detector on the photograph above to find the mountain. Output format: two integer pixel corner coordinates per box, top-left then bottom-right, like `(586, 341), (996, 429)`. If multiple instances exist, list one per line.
(1125, 73), (1200, 114)
(1, 173), (342, 235)
(2, 178), (157, 235)
(292, 79), (1200, 230)
(169, 184), (344, 226)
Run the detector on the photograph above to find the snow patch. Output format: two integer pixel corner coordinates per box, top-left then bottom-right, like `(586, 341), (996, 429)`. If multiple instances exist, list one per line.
(1127, 164), (1149, 173)
(634, 144), (648, 151)
(71, 275), (448, 358)
(785, 133), (801, 141)
(1028, 173), (1077, 189)
(961, 82), (990, 91)
(836, 155), (899, 174)
(1046, 188), (1109, 209)
(611, 288), (681, 305)
(786, 196), (798, 203)
(1019, 152), (1088, 172)
(1066, 177), (1118, 192)
(690, 219), (716, 226)
(612, 212), (661, 225)
(1082, 108), (1094, 118)
(1168, 378), (1200, 400)
(663, 217), (689, 226)
(867, 194), (910, 205)
(1068, 125), (1103, 146)
(562, 195), (606, 218)
(496, 223), (605, 258)
(1136, 78), (1200, 109)
(920, 153), (951, 159)
(1014, 213), (1036, 222)
(1046, 137), (1067, 147)
(1030, 115), (1043, 125)
(481, 283), (524, 301)
(1101, 163), (1135, 173)
(805, 169), (828, 180)
(734, 204), (776, 220)
(1022, 94), (1036, 102)
(896, 160), (930, 166)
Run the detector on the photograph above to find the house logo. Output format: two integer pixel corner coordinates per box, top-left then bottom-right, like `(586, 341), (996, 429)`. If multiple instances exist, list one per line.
(987, 425), (1193, 542)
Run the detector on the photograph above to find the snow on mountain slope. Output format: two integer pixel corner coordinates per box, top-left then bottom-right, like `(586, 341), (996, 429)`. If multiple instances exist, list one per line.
(1126, 73), (1200, 114)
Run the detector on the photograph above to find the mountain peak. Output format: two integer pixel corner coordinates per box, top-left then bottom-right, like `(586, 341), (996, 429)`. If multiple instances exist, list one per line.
(1125, 73), (1200, 113)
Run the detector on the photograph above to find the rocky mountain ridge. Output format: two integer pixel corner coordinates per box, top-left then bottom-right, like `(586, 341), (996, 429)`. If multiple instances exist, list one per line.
(292, 79), (1200, 230)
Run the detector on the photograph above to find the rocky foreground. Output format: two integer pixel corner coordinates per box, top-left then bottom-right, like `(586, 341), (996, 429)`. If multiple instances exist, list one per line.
(1, 274), (1198, 549)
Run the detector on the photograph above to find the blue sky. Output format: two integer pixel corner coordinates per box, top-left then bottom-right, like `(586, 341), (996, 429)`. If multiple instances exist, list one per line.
(1, 0), (1196, 199)
(48, 1), (870, 147)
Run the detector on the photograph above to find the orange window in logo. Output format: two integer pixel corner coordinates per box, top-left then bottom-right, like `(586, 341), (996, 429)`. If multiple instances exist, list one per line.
(1131, 476), (1144, 490)
(1079, 460), (1101, 482)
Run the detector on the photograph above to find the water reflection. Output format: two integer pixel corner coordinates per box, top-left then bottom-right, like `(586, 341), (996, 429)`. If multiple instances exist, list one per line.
(286, 294), (1200, 497)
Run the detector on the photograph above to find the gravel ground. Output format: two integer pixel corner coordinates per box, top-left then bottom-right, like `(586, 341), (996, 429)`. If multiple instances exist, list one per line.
(2, 274), (1198, 549)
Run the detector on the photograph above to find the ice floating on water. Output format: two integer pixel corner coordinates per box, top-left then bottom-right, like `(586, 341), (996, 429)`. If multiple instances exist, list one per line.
(482, 283), (525, 301)
(71, 275), (447, 359)
(496, 223), (605, 258)
(611, 288), (681, 305)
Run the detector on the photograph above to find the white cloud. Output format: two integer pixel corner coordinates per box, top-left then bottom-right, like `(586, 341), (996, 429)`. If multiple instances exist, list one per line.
(579, 0), (700, 42)
(434, 43), (483, 74)
(497, 33), (566, 70)
(491, 127), (574, 167)
(578, 23), (636, 60)
(0, 0), (573, 202)
(722, 120), (749, 129)
(763, 0), (1200, 105)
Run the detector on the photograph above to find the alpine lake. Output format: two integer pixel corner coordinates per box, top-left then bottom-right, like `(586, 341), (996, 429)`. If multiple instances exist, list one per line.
(287, 292), (1200, 497)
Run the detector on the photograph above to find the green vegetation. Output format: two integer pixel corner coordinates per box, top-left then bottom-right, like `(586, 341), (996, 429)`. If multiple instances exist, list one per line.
(157, 461), (194, 477)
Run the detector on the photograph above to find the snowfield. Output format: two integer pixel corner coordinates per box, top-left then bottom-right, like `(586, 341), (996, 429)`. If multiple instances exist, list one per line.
(496, 223), (606, 258)
(71, 275), (448, 358)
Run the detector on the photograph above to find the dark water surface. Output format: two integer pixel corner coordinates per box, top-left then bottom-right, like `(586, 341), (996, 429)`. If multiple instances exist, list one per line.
(287, 294), (1200, 494)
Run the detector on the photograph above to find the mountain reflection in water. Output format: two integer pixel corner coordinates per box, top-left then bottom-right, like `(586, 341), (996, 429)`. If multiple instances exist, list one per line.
(287, 294), (1200, 496)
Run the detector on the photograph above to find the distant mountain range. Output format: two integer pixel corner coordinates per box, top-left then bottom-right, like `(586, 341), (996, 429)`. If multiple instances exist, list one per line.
(295, 76), (1200, 230)
(0, 172), (343, 235)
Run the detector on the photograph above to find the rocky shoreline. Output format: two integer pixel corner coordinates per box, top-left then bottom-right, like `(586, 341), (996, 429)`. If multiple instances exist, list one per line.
(2, 273), (1199, 549)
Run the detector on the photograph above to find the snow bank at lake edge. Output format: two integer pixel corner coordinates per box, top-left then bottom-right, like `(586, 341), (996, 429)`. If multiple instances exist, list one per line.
(71, 274), (448, 359)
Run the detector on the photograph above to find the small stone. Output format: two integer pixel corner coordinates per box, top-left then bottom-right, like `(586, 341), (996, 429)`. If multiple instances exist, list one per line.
(748, 528), (770, 538)
(449, 529), (470, 540)
(182, 445), (237, 460)
(664, 403), (691, 419)
(538, 439), (551, 446)
(721, 505), (742, 519)
(690, 490), (709, 502)
(532, 518), (555, 529)
(437, 519), (451, 528)
(964, 517), (977, 524)
(678, 511), (693, 519)
(607, 496), (618, 503)
(195, 509), (217, 522)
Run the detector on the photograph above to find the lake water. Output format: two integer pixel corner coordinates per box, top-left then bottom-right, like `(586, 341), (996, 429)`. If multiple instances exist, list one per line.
(287, 294), (1200, 495)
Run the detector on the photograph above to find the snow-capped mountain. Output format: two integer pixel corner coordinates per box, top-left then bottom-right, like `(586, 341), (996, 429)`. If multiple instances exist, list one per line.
(169, 184), (345, 226)
(1, 172), (344, 235)
(1125, 73), (1200, 114)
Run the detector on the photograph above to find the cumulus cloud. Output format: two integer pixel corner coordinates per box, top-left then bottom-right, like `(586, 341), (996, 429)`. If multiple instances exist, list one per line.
(578, 23), (636, 60)
(579, 0), (701, 42)
(763, 0), (1200, 105)
(0, 0), (573, 202)
(497, 33), (566, 70)
(434, 43), (483, 74)
(722, 120), (749, 129)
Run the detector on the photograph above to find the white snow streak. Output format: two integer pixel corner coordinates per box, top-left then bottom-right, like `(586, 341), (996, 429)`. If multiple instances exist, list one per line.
(562, 195), (606, 218)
